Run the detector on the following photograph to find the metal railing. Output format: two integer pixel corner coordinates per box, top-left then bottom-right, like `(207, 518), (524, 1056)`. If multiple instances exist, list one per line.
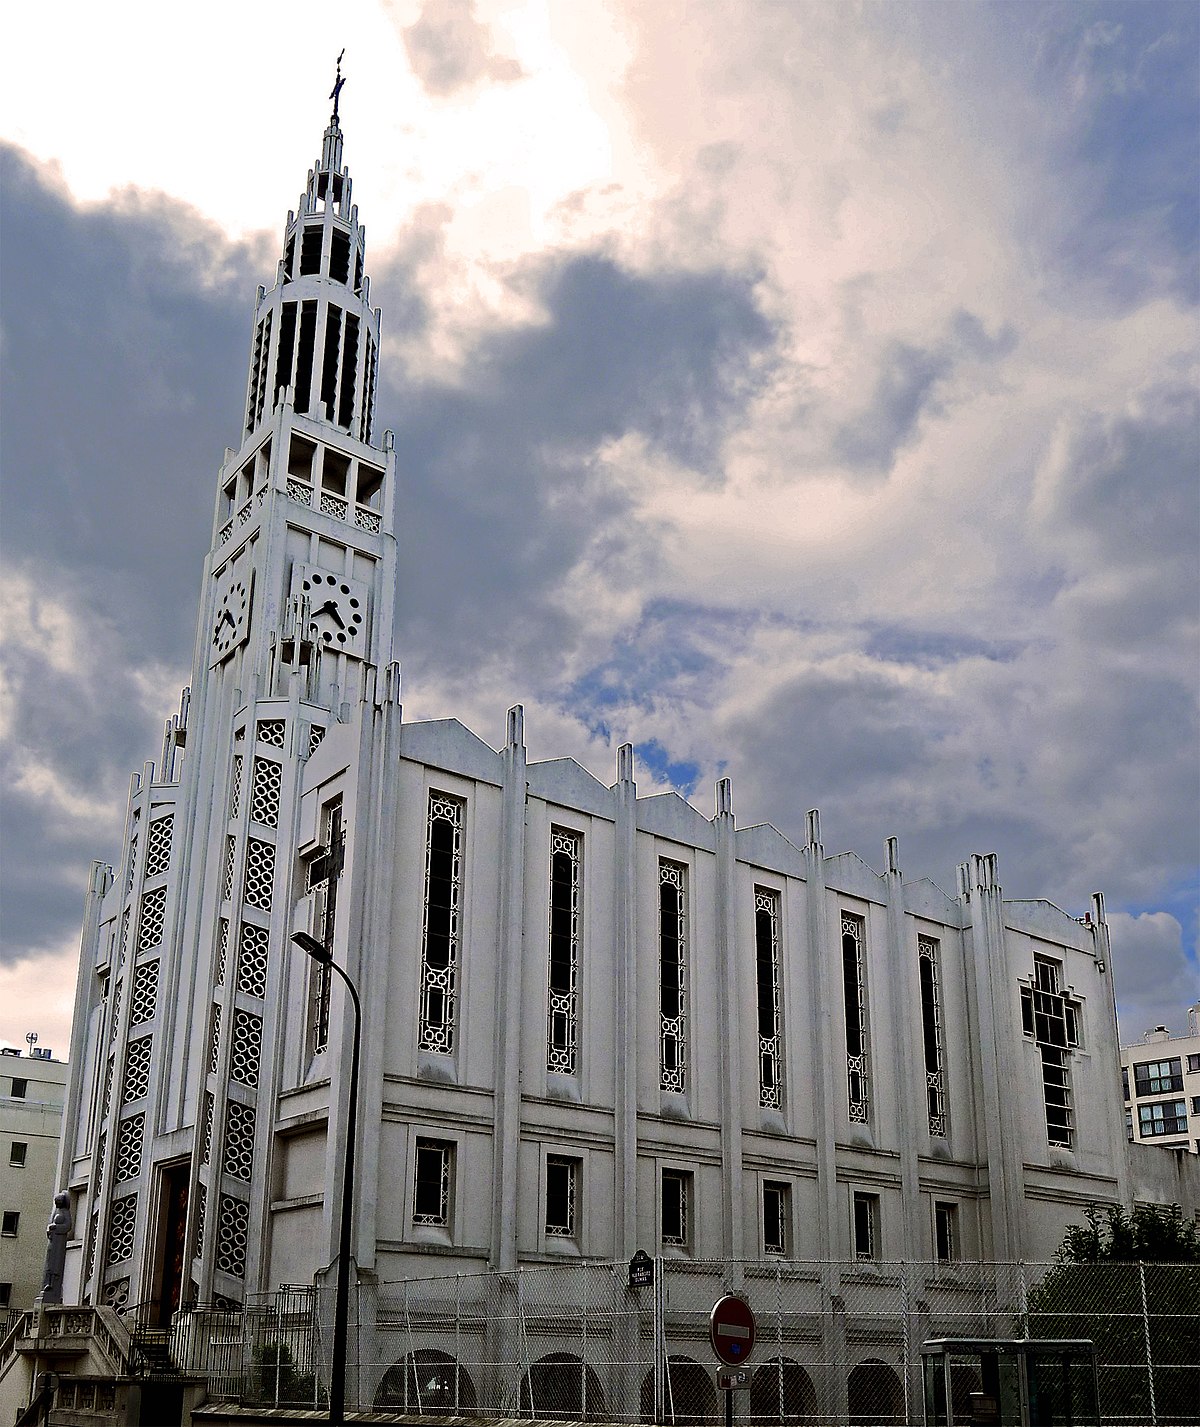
(199, 1259), (1200, 1423)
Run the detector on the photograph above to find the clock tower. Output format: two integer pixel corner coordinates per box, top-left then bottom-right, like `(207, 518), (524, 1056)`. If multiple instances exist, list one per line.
(65, 89), (399, 1314)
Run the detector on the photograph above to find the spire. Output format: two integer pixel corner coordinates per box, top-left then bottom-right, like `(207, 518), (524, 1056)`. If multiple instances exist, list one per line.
(322, 50), (347, 175)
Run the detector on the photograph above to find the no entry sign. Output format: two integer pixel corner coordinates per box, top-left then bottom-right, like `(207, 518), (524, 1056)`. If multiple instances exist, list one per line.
(710, 1293), (756, 1367)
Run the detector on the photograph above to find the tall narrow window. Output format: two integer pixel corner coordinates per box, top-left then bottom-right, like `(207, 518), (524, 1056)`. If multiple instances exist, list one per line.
(337, 313), (359, 430)
(546, 830), (581, 1074)
(307, 800), (342, 1055)
(763, 1180), (789, 1256)
(9, 1143), (27, 1168)
(545, 1156), (579, 1239)
(274, 301), (297, 401)
(852, 1192), (878, 1261)
(419, 794), (464, 1053)
(842, 914), (870, 1122)
(659, 862), (688, 1093)
(1020, 956), (1081, 1147)
(320, 305), (343, 419)
(934, 1202), (957, 1263)
(661, 1169), (690, 1249)
(755, 889), (783, 1108)
(293, 300), (317, 414)
(412, 1139), (452, 1227)
(918, 936), (947, 1137)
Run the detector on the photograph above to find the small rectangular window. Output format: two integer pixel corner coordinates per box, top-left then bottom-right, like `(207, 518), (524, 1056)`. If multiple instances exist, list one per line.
(852, 1192), (878, 1261)
(9, 1079), (27, 1099)
(1122, 1066), (1129, 1099)
(1, 1212), (19, 1236)
(1134, 1059), (1184, 1095)
(934, 1202), (958, 1263)
(0, 1282), (10, 1308)
(9, 1142), (27, 1168)
(1186, 1054), (1200, 1074)
(545, 1156), (579, 1239)
(661, 1169), (691, 1249)
(413, 1139), (453, 1227)
(1138, 1100), (1189, 1136)
(1192, 1097), (1200, 1115)
(763, 1181), (789, 1256)
(299, 225), (322, 275)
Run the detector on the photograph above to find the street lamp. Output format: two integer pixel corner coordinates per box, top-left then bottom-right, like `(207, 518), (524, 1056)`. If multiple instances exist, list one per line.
(291, 930), (361, 1425)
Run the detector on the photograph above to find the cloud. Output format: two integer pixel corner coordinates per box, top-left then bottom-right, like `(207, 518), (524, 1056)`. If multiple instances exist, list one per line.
(1109, 912), (1200, 1040)
(400, 0), (524, 97)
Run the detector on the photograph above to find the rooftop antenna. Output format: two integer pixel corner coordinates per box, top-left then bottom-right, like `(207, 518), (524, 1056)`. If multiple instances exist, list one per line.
(330, 49), (346, 122)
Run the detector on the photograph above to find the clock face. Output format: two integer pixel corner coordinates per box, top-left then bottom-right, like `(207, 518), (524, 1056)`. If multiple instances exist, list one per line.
(210, 568), (253, 664)
(290, 563), (369, 654)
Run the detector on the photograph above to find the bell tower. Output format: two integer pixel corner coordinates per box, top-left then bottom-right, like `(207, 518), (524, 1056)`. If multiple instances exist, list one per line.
(67, 72), (398, 1314)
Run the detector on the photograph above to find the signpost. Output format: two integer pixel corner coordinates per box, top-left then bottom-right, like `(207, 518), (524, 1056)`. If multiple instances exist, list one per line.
(710, 1294), (756, 1427)
(628, 1250), (654, 1290)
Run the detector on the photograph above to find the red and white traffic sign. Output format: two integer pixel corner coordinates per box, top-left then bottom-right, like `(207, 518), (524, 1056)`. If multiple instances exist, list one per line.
(710, 1293), (756, 1366)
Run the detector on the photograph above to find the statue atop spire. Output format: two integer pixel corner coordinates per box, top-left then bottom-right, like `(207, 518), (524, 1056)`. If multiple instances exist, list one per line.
(330, 48), (346, 123)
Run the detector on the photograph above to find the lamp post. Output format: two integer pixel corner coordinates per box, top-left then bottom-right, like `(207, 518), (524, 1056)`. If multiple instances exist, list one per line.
(291, 931), (360, 1426)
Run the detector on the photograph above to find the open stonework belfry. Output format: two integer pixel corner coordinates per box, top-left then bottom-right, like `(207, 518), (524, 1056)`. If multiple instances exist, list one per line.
(54, 97), (1194, 1341)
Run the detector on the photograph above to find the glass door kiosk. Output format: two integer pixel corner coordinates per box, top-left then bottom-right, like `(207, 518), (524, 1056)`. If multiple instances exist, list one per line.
(921, 1338), (1100, 1427)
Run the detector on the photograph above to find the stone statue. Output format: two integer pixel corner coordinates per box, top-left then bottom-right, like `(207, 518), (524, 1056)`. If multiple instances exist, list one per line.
(37, 1192), (72, 1305)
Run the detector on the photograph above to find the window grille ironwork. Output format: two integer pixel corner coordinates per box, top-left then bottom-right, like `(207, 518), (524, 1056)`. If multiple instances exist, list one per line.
(216, 920), (229, 985)
(193, 1182), (206, 1258)
(659, 862), (688, 1093)
(229, 756), (243, 819)
(413, 1139), (452, 1226)
(842, 914), (870, 1122)
(308, 724), (326, 756)
(222, 836), (237, 902)
(126, 824), (139, 894)
(208, 1005), (222, 1075)
(545, 1156), (578, 1238)
(201, 1093), (214, 1166)
(144, 814), (173, 878)
(546, 829), (581, 1074)
(918, 935), (947, 1136)
(755, 888), (783, 1108)
(419, 794), (464, 1054)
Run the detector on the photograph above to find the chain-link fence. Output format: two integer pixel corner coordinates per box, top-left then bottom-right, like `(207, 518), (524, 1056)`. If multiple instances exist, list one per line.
(208, 1259), (1198, 1424)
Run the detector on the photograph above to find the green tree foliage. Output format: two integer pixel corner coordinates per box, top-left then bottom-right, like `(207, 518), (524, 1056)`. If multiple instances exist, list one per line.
(1027, 1205), (1200, 1421)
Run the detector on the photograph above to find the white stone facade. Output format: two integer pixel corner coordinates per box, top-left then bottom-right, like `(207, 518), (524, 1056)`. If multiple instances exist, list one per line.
(55, 111), (1195, 1323)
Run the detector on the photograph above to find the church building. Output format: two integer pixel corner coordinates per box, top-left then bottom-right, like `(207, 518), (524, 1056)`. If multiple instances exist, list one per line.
(55, 98), (1183, 1332)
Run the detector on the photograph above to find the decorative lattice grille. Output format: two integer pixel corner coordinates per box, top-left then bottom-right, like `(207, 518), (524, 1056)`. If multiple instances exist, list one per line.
(93, 1130), (106, 1196)
(755, 888), (783, 1109)
(126, 828), (138, 895)
(216, 1195), (249, 1277)
(114, 1112), (144, 1183)
(109, 979), (123, 1041)
(122, 1037), (152, 1104)
(236, 922), (269, 999)
(129, 960), (158, 1026)
(842, 913), (870, 1123)
(216, 920), (229, 985)
(118, 909), (130, 966)
(193, 1181), (207, 1258)
(102, 1277), (130, 1310)
(208, 1005), (222, 1075)
(106, 1197), (137, 1266)
(546, 829), (580, 1074)
(659, 862), (688, 1094)
(355, 507), (381, 533)
(222, 836), (237, 901)
(257, 719), (286, 749)
(419, 793), (464, 1054)
(918, 935), (947, 1137)
(319, 492), (347, 520)
(230, 1009), (262, 1087)
(137, 886), (166, 954)
(144, 814), (173, 877)
(308, 725), (326, 756)
(222, 1100), (256, 1180)
(201, 1092), (214, 1166)
(229, 756), (243, 818)
(250, 758), (282, 827)
(286, 478), (312, 506)
(101, 1059), (114, 1122)
(243, 838), (275, 912)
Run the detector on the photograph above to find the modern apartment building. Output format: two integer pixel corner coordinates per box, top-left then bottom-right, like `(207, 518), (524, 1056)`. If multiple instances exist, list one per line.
(1122, 1005), (1200, 1155)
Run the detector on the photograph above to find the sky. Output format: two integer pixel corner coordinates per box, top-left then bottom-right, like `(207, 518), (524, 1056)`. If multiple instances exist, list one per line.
(0, 0), (1197, 1058)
